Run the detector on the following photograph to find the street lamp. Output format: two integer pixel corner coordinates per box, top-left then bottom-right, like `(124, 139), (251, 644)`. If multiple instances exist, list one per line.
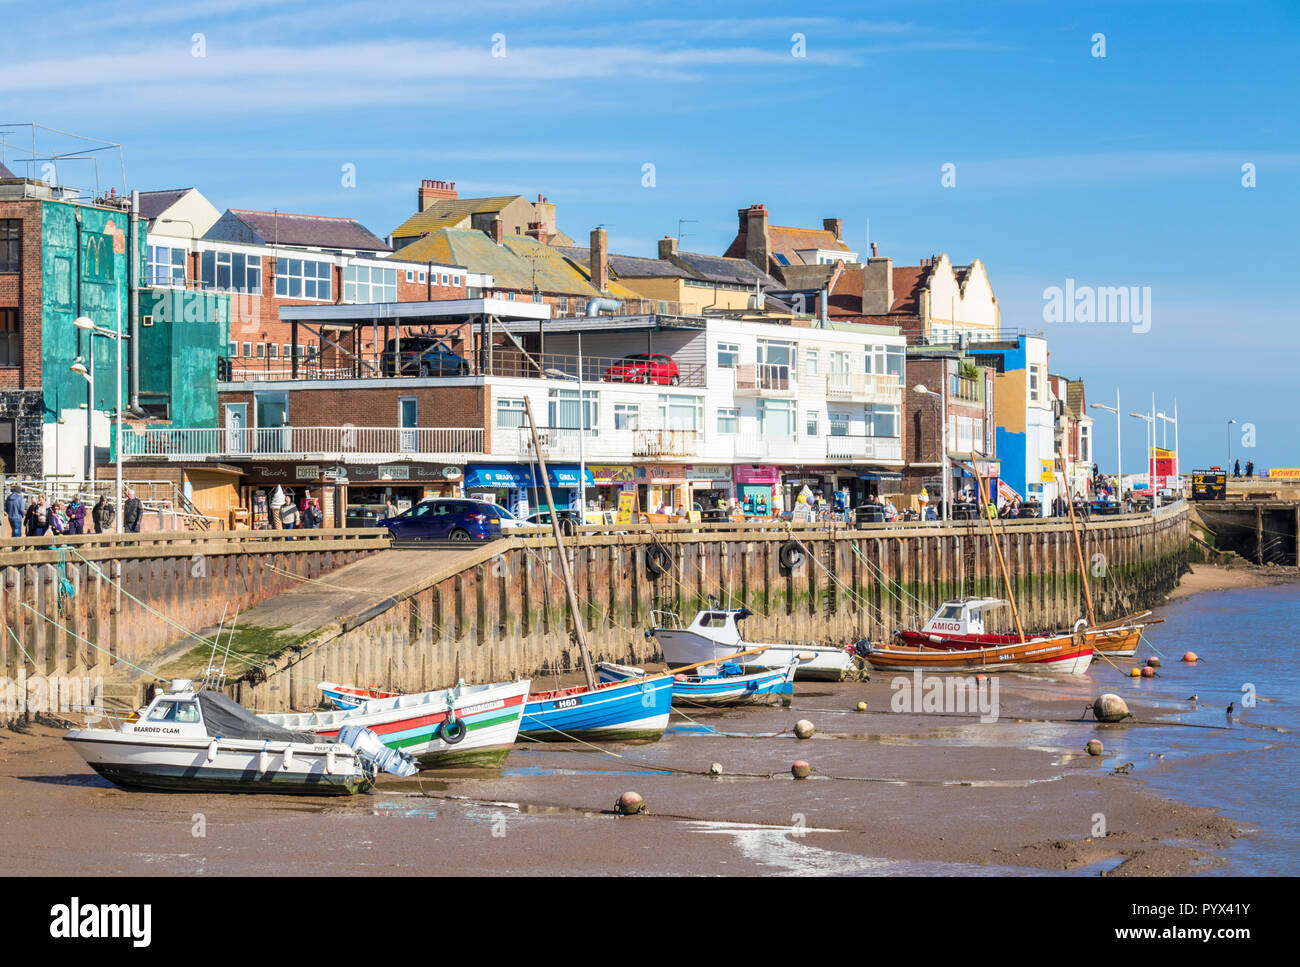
(1130, 408), (1155, 506)
(1090, 388), (1121, 502)
(914, 384), (948, 520)
(543, 334), (588, 516)
(74, 310), (129, 534)
(1227, 418), (1236, 476)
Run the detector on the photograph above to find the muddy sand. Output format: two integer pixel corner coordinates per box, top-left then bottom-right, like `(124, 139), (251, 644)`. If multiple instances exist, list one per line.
(1165, 563), (1300, 602)
(0, 673), (1249, 877)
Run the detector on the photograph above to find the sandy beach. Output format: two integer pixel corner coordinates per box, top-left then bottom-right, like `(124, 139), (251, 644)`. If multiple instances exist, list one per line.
(1164, 563), (1300, 602)
(0, 669), (1250, 877)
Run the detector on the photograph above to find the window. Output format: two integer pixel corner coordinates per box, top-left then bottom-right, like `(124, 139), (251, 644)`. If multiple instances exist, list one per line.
(659, 394), (702, 432)
(829, 350), (850, 384)
(806, 410), (819, 437)
(201, 249), (262, 293)
(452, 275), (462, 287)
(441, 274), (449, 285)
(268, 343), (279, 359)
(717, 342), (739, 369)
(418, 271), (426, 283)
(228, 340), (238, 358)
(406, 270), (414, 283)
(866, 344), (906, 383)
(716, 407), (739, 435)
(282, 344), (291, 359)
(242, 341), (252, 357)
(147, 245), (186, 286)
(549, 388), (598, 435)
(804, 349), (819, 376)
(496, 398), (526, 429)
(829, 411), (850, 437)
(256, 343), (266, 359)
(343, 263), (397, 303)
(759, 399), (794, 438)
(1029, 365), (1042, 404)
(0, 309), (19, 366)
(1080, 424), (1091, 463)
(275, 258), (332, 300)
(867, 403), (900, 438)
(557, 297), (569, 314)
(0, 220), (19, 273)
(614, 403), (640, 431)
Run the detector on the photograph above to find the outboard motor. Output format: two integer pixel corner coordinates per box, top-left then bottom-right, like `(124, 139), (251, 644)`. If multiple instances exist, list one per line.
(336, 725), (419, 778)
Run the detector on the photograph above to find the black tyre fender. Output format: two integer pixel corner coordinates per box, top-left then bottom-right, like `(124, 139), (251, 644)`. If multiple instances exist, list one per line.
(779, 540), (805, 571)
(646, 544), (672, 577)
(439, 715), (467, 744)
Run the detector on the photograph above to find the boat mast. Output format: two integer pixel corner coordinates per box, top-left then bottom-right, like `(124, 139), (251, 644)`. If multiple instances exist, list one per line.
(524, 398), (597, 690)
(970, 452), (1026, 643)
(1057, 446), (1096, 627)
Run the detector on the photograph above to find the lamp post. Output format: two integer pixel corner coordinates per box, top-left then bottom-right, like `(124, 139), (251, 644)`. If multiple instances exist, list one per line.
(914, 383), (948, 520)
(1227, 418), (1236, 475)
(544, 339), (588, 516)
(1090, 388), (1121, 502)
(74, 303), (129, 534)
(1130, 407), (1155, 507)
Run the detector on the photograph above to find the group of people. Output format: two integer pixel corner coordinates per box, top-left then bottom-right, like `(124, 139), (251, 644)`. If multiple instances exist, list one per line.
(1233, 459), (1254, 478)
(263, 486), (323, 529)
(5, 484), (144, 538)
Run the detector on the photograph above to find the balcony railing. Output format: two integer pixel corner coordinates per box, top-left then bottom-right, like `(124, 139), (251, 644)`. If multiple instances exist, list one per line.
(733, 363), (797, 397)
(632, 428), (700, 458)
(818, 372), (903, 403)
(122, 425), (485, 460)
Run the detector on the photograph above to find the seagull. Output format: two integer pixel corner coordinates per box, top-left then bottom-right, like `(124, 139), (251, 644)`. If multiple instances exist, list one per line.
(1187, 694), (1198, 702)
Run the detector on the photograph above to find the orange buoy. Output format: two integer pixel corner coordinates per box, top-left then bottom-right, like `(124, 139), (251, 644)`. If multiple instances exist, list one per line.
(1147, 657), (1161, 668)
(1140, 666), (1155, 678)
(1182, 651), (1199, 663)
(791, 760), (811, 779)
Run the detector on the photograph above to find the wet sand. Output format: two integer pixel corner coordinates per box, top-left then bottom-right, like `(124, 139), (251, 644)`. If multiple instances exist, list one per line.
(0, 672), (1249, 877)
(1165, 562), (1300, 602)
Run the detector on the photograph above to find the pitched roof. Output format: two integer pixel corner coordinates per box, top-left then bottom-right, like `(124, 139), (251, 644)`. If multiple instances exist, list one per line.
(826, 263), (935, 318)
(391, 196), (524, 239)
(217, 208), (390, 251)
(137, 188), (192, 222)
(556, 246), (692, 280)
(0, 161), (17, 179)
(768, 224), (851, 262)
(671, 250), (781, 288)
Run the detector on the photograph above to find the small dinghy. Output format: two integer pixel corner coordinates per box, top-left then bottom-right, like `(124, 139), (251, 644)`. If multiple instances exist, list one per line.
(319, 682), (400, 710)
(597, 659), (796, 707)
(64, 680), (417, 795)
(520, 675), (674, 742)
(650, 606), (854, 681)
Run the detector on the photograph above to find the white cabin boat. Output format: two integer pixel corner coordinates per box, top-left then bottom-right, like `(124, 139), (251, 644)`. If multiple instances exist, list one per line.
(64, 680), (417, 795)
(650, 607), (853, 681)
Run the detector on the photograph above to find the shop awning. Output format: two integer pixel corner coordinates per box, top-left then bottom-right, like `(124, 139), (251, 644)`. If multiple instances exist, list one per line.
(542, 465), (596, 488)
(464, 465), (534, 487)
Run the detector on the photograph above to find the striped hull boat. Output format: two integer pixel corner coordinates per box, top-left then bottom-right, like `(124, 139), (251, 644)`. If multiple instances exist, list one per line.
(520, 675), (673, 742)
(1086, 625), (1142, 657)
(262, 679), (529, 769)
(597, 661), (796, 707)
(865, 636), (1094, 675)
(319, 682), (400, 710)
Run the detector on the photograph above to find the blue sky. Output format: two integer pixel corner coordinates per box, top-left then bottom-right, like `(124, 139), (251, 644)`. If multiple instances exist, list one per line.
(3, 0), (1296, 470)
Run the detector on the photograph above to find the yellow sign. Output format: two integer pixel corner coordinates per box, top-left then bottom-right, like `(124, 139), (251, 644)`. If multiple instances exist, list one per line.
(1039, 459), (1056, 483)
(1268, 468), (1300, 478)
(615, 490), (636, 525)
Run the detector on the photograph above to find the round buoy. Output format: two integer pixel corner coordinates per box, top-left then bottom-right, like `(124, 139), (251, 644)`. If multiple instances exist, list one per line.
(976, 674), (987, 682)
(796, 652), (816, 662)
(855, 701), (868, 712)
(709, 762), (723, 776)
(1140, 666), (1155, 678)
(1086, 739), (1104, 756)
(616, 791), (646, 815)
(791, 760), (811, 779)
(1147, 656), (1161, 668)
(1129, 667), (1142, 678)
(673, 673), (689, 683)
(1182, 651), (1199, 663)
(793, 719), (815, 739)
(1093, 693), (1131, 723)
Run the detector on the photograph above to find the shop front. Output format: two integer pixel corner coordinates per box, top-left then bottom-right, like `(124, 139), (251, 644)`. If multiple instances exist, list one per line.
(634, 464), (691, 515)
(781, 467), (842, 512)
(464, 463), (595, 517)
(948, 456), (1001, 506)
(688, 465), (733, 511)
(734, 464), (780, 517)
(589, 465), (635, 514)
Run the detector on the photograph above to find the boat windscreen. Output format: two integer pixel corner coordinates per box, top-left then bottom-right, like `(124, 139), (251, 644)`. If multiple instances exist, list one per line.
(196, 691), (320, 743)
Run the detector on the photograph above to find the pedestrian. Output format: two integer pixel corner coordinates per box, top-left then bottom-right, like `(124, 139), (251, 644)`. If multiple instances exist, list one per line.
(280, 499), (298, 529)
(24, 496), (48, 536)
(1245, 460), (1254, 478)
(1233, 459), (1241, 478)
(92, 495), (107, 533)
(5, 484), (25, 539)
(49, 500), (69, 536)
(123, 488), (143, 533)
(68, 494), (87, 535)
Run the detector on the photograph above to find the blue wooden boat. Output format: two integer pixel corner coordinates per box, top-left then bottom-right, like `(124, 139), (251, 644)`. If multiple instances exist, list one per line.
(520, 675), (674, 742)
(597, 660), (796, 707)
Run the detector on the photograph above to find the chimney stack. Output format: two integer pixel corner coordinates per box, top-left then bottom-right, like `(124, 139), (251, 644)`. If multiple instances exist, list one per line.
(418, 179), (458, 211)
(823, 217), (843, 241)
(658, 235), (678, 260)
(526, 221), (553, 245)
(742, 204), (770, 273)
(862, 255), (894, 315)
(591, 227), (609, 292)
(489, 215), (504, 245)
(871, 242), (878, 258)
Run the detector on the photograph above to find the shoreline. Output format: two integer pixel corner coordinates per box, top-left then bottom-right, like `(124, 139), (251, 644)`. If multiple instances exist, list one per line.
(1164, 562), (1300, 603)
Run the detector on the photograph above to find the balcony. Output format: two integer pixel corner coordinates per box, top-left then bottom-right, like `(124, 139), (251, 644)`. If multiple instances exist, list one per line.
(825, 434), (903, 462)
(122, 425), (485, 461)
(632, 428), (700, 458)
(733, 364), (798, 398)
(503, 426), (703, 461)
(821, 372), (902, 404)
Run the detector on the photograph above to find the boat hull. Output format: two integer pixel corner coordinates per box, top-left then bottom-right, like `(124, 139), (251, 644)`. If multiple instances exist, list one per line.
(654, 629), (851, 681)
(264, 680), (529, 769)
(598, 662), (796, 707)
(521, 676), (673, 742)
(1086, 626), (1142, 657)
(64, 732), (372, 796)
(865, 638), (1094, 675)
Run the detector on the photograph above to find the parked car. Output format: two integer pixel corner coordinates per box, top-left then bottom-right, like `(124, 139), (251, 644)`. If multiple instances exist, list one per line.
(603, 353), (680, 386)
(524, 509), (582, 535)
(492, 504), (528, 531)
(378, 498), (502, 541)
(379, 336), (468, 377)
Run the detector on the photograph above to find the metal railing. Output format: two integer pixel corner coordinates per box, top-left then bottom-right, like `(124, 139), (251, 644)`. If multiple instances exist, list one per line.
(122, 425), (485, 459)
(489, 349), (706, 389)
(733, 363), (797, 396)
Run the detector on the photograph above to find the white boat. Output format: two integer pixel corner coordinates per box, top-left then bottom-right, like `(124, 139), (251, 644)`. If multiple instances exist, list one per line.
(649, 606), (854, 681)
(261, 678), (530, 769)
(64, 680), (417, 796)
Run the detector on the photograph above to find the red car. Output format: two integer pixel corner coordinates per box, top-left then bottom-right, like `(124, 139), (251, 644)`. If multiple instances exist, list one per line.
(603, 353), (680, 385)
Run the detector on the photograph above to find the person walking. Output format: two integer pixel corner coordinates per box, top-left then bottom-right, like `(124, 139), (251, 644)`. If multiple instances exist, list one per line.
(6, 484), (26, 539)
(123, 488), (143, 533)
(68, 494), (87, 535)
(1245, 460), (1254, 478)
(1233, 459), (1241, 478)
(91, 495), (108, 533)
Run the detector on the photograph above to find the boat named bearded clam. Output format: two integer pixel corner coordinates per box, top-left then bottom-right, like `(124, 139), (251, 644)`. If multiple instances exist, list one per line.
(262, 679), (529, 769)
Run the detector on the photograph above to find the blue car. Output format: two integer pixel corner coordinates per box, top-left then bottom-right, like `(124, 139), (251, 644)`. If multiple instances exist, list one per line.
(379, 498), (503, 541)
